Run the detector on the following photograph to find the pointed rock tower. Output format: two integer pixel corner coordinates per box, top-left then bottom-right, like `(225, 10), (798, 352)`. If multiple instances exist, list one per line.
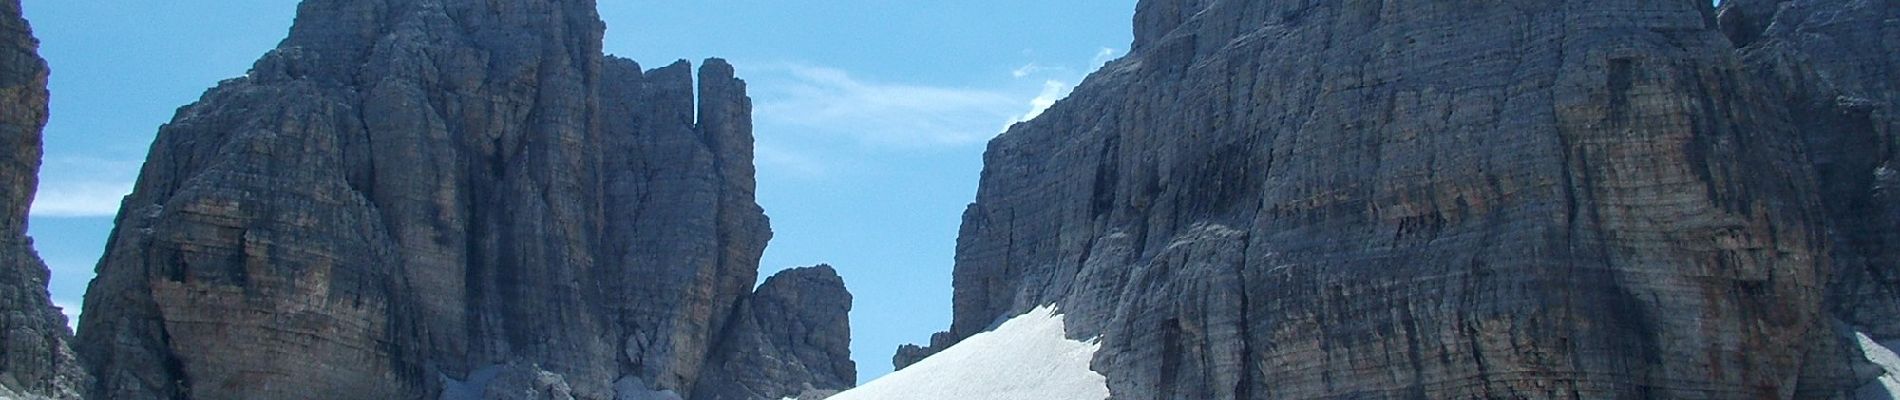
(74, 1), (851, 399)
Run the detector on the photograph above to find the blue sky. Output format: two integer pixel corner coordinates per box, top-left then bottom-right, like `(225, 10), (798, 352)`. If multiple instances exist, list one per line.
(19, 0), (1135, 382)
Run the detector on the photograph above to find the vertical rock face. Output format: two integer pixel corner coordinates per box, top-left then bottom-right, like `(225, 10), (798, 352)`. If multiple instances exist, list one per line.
(73, 1), (850, 399)
(693, 265), (856, 400)
(912, 0), (1898, 398)
(0, 0), (90, 398)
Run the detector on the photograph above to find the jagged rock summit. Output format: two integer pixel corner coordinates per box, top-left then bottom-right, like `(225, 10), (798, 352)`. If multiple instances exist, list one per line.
(0, 0), (91, 398)
(901, 0), (1900, 398)
(73, 0), (851, 399)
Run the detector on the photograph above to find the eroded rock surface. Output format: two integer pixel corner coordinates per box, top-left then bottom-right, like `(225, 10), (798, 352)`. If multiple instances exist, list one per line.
(693, 265), (855, 400)
(73, 1), (849, 399)
(1720, 0), (1900, 342)
(907, 0), (1899, 398)
(0, 0), (90, 398)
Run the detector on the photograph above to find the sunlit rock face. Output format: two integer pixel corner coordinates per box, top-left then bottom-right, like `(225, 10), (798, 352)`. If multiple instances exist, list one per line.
(72, 1), (850, 399)
(908, 0), (1900, 398)
(0, 0), (90, 398)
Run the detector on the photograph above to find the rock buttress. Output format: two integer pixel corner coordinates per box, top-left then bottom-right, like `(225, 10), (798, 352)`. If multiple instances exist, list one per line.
(74, 1), (846, 399)
(910, 0), (1882, 398)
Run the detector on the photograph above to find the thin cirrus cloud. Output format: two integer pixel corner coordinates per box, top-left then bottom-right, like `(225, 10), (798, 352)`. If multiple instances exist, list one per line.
(741, 50), (1118, 177)
(1005, 80), (1072, 128)
(751, 64), (1033, 148)
(1003, 47), (1120, 128)
(1011, 63), (1053, 78)
(32, 180), (133, 218)
(31, 156), (138, 218)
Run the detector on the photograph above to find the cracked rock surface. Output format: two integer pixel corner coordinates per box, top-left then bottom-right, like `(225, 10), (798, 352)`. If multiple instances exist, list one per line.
(0, 0), (90, 398)
(905, 0), (1900, 398)
(73, 1), (851, 399)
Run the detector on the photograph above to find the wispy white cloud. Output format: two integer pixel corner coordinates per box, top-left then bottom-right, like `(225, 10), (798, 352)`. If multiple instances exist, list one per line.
(32, 180), (131, 218)
(32, 156), (138, 218)
(1006, 80), (1072, 128)
(995, 47), (1120, 131)
(1013, 48), (1119, 80)
(1012, 63), (1053, 78)
(739, 48), (1121, 166)
(1012, 63), (1033, 78)
(750, 64), (1028, 148)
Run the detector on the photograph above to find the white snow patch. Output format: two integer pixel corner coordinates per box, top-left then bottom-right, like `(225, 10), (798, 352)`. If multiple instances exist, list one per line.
(828, 305), (1109, 400)
(1857, 332), (1900, 400)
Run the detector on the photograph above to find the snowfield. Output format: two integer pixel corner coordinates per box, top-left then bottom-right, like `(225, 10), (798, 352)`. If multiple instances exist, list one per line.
(441, 322), (1900, 400)
(825, 305), (1110, 400)
(1858, 332), (1900, 400)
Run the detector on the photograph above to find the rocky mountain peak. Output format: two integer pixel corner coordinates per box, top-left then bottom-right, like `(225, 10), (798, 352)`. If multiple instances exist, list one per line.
(271, 0), (606, 84)
(70, 1), (849, 399)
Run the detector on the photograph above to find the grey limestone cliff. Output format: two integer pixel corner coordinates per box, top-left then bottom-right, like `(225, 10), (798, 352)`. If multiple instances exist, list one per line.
(904, 0), (1900, 398)
(73, 1), (851, 399)
(693, 265), (855, 400)
(0, 0), (90, 398)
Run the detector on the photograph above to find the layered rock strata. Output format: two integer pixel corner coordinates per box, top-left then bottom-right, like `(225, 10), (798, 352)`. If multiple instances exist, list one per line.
(0, 0), (91, 398)
(906, 0), (1900, 398)
(0, 0), (90, 396)
(73, 1), (850, 399)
